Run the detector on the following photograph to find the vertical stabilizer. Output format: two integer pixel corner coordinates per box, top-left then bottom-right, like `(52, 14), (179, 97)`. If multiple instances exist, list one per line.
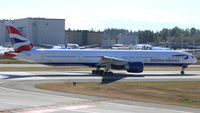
(5, 21), (34, 53)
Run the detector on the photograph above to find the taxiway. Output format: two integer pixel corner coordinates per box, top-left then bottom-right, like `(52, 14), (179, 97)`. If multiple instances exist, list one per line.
(0, 70), (200, 113)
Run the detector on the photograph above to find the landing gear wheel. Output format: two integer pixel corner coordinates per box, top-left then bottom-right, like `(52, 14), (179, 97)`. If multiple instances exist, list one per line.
(100, 70), (104, 75)
(92, 70), (97, 74)
(93, 64), (114, 75)
(181, 65), (187, 75)
(103, 72), (113, 75)
(108, 72), (113, 75)
(103, 72), (109, 75)
(92, 70), (104, 75)
(181, 71), (185, 75)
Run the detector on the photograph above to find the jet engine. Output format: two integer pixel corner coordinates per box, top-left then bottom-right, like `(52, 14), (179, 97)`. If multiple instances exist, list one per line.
(125, 62), (144, 73)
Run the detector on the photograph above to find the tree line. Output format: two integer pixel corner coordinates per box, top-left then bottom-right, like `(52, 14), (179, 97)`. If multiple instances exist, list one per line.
(104, 27), (200, 44)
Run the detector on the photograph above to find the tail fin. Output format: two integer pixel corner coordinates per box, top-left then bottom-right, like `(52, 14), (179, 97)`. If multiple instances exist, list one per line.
(5, 21), (34, 53)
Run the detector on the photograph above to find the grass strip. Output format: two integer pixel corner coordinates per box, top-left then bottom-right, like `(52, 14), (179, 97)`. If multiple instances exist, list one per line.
(36, 81), (200, 109)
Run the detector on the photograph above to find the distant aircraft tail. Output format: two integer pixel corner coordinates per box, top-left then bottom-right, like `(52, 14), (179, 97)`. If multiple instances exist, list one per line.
(5, 21), (34, 53)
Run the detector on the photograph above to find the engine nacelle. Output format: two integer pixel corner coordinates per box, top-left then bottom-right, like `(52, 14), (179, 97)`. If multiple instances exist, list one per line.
(125, 62), (144, 73)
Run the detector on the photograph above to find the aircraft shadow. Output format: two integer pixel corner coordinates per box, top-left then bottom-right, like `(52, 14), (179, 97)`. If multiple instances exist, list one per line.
(101, 73), (199, 84)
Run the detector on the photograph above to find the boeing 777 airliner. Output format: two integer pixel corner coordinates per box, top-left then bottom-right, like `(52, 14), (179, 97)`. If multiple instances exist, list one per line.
(4, 21), (197, 75)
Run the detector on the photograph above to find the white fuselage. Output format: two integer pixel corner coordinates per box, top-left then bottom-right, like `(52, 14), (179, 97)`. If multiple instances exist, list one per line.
(14, 49), (197, 67)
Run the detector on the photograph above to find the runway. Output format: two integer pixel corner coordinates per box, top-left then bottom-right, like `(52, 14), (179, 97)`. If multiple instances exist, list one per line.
(0, 70), (200, 113)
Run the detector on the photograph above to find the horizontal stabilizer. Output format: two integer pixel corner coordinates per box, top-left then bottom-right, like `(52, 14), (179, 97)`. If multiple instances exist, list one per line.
(4, 51), (30, 58)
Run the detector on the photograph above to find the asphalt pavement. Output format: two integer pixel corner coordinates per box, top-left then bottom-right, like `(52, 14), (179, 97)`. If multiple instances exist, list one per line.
(0, 68), (200, 113)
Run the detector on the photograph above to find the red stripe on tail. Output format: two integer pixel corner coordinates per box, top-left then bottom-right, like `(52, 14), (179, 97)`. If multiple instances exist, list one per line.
(15, 43), (34, 53)
(6, 26), (24, 37)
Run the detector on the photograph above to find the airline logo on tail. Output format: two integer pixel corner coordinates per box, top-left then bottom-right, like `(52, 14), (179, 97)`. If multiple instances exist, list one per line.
(5, 21), (34, 53)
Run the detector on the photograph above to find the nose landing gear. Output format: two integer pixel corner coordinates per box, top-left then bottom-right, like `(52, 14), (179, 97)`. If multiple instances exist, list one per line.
(181, 70), (184, 75)
(181, 65), (187, 75)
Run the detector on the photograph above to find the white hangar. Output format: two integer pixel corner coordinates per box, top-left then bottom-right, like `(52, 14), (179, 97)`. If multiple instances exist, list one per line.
(0, 18), (65, 46)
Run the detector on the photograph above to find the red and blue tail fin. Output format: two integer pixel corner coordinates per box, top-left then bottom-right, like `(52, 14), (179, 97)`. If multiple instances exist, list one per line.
(5, 21), (34, 53)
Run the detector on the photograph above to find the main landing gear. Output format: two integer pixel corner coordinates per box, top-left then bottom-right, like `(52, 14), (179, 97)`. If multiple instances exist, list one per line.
(92, 64), (113, 75)
(92, 70), (113, 75)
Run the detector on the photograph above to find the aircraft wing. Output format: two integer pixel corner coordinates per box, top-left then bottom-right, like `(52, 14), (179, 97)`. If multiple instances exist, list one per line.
(99, 56), (128, 66)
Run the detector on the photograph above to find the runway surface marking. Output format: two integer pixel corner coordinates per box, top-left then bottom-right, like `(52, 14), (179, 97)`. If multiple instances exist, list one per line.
(104, 102), (192, 113)
(18, 102), (191, 113)
(20, 105), (96, 113)
(0, 83), (87, 100)
(0, 75), (9, 79)
(0, 81), (114, 113)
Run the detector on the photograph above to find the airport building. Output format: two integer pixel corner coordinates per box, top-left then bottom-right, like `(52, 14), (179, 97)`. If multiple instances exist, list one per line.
(0, 20), (10, 43)
(101, 36), (139, 49)
(118, 36), (139, 45)
(1, 18), (136, 48)
(0, 18), (65, 46)
(66, 30), (103, 46)
(0, 18), (103, 47)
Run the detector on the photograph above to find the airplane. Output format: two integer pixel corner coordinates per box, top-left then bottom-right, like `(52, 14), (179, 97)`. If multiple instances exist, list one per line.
(4, 21), (198, 75)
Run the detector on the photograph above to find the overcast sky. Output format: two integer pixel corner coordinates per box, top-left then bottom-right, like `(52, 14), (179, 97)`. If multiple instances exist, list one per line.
(1, 0), (200, 31)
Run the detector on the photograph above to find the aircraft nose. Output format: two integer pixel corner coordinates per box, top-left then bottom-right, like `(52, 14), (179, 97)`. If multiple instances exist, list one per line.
(193, 57), (198, 64)
(191, 55), (198, 64)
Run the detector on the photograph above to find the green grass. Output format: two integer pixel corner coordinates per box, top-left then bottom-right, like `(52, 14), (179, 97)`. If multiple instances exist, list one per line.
(195, 60), (200, 65)
(36, 81), (200, 109)
(182, 98), (200, 104)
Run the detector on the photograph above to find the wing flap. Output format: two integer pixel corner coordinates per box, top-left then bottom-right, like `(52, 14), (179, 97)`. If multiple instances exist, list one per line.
(100, 56), (127, 66)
